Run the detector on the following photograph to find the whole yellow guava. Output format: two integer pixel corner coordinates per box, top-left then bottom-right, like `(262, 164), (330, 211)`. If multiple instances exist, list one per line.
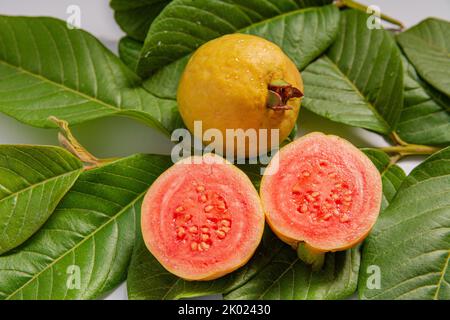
(177, 34), (303, 158)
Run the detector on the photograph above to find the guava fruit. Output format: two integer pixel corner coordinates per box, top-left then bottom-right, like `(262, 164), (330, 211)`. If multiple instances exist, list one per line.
(141, 154), (265, 281)
(177, 34), (304, 158)
(260, 133), (382, 270)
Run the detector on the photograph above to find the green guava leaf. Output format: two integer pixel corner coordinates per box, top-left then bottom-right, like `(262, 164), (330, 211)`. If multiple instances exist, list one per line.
(137, 0), (334, 76)
(127, 226), (284, 300)
(142, 3), (339, 99)
(224, 244), (361, 300)
(0, 146), (82, 255)
(362, 149), (407, 211)
(110, 0), (172, 41)
(119, 36), (144, 71)
(0, 154), (172, 300)
(396, 55), (450, 146)
(301, 9), (404, 135)
(359, 147), (450, 300)
(223, 149), (405, 300)
(397, 18), (450, 99)
(0, 16), (179, 135)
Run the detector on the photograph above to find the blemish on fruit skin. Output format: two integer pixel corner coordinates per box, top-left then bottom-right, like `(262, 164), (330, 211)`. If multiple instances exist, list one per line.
(196, 185), (205, 192)
(340, 214), (350, 223)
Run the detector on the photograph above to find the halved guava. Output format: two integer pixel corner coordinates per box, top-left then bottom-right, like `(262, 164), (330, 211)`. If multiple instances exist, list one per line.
(261, 133), (382, 268)
(141, 154), (265, 281)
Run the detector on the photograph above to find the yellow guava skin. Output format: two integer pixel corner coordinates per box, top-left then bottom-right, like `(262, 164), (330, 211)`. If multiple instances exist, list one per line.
(177, 34), (303, 157)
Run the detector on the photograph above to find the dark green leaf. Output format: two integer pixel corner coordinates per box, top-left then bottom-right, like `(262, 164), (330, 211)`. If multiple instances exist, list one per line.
(138, 0), (334, 76)
(119, 36), (144, 71)
(396, 55), (450, 146)
(111, 0), (172, 41)
(0, 16), (179, 135)
(225, 243), (361, 300)
(143, 4), (340, 99)
(0, 154), (172, 300)
(359, 147), (450, 300)
(397, 18), (450, 98)
(127, 226), (283, 300)
(362, 149), (406, 211)
(0, 146), (82, 255)
(302, 9), (404, 134)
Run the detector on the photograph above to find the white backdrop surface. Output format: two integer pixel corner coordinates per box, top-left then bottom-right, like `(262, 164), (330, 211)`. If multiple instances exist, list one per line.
(0, 0), (449, 300)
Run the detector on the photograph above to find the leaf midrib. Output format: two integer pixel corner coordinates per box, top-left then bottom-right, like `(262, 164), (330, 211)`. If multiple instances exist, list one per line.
(322, 56), (391, 132)
(142, 5), (331, 71)
(0, 60), (123, 117)
(0, 167), (82, 205)
(434, 251), (450, 299)
(257, 255), (300, 299)
(5, 188), (147, 299)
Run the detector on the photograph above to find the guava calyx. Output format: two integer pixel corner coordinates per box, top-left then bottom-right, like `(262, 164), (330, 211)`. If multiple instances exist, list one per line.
(267, 79), (303, 111)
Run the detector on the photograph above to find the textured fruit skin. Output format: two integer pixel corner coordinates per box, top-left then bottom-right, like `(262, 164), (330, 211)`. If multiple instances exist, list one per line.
(260, 132), (382, 253)
(177, 34), (303, 157)
(141, 154), (265, 281)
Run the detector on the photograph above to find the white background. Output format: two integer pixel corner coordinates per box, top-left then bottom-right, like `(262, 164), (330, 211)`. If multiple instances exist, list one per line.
(0, 0), (449, 300)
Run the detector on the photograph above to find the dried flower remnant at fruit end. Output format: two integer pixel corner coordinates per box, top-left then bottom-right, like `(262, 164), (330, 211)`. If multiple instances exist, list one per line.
(267, 80), (304, 111)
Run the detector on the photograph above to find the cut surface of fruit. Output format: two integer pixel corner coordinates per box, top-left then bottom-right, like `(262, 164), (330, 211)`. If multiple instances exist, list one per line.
(141, 154), (265, 281)
(261, 133), (382, 252)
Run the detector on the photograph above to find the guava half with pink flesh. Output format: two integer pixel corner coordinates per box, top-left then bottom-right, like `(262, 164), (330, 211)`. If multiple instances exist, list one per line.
(261, 133), (382, 268)
(141, 154), (265, 281)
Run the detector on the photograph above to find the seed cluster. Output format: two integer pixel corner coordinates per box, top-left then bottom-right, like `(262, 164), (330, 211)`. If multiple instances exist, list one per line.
(291, 160), (354, 223)
(173, 182), (232, 252)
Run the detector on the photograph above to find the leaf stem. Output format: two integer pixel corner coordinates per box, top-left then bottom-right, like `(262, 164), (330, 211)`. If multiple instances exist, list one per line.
(380, 144), (442, 157)
(335, 0), (405, 29)
(49, 116), (118, 169)
(381, 131), (442, 162)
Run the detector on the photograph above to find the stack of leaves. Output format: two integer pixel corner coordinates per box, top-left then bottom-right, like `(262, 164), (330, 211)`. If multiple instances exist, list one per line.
(0, 0), (448, 300)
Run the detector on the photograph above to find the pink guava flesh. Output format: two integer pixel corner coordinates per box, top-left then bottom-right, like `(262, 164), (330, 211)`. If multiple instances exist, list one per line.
(261, 133), (382, 252)
(141, 155), (264, 281)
